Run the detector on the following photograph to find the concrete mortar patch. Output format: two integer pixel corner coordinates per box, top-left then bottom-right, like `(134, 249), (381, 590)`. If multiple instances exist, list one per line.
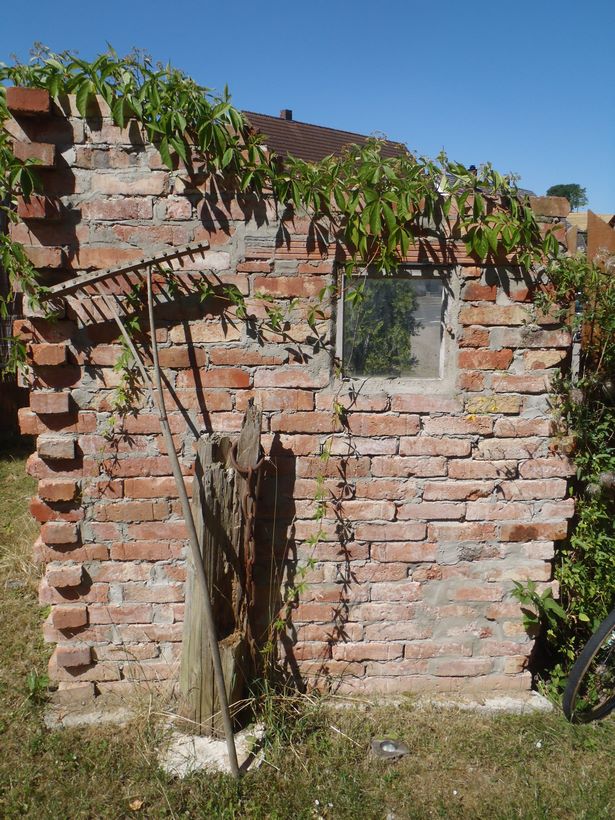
(158, 723), (265, 778)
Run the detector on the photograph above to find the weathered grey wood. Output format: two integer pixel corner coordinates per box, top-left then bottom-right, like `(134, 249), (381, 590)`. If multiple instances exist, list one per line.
(179, 407), (262, 735)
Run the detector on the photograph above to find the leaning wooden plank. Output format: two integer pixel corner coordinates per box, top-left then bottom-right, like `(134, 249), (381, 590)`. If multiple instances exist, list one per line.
(179, 405), (263, 735)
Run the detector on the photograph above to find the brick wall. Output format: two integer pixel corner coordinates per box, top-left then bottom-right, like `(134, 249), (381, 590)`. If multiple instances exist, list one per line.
(7, 89), (574, 701)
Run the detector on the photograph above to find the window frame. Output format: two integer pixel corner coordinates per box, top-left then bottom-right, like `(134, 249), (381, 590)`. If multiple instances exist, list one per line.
(334, 265), (459, 395)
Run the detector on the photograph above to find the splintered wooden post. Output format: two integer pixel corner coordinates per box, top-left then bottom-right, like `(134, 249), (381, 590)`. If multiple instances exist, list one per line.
(179, 405), (262, 735)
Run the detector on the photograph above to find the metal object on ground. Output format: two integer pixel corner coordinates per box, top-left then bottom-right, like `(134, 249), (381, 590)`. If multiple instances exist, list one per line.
(370, 738), (410, 760)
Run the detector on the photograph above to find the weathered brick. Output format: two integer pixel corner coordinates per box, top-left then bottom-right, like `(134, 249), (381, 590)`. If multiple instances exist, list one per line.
(459, 305), (528, 326)
(422, 416), (493, 436)
(253, 276), (326, 297)
(354, 522), (427, 541)
(52, 604), (88, 630)
(54, 644), (92, 669)
(38, 436), (76, 461)
(429, 522), (496, 542)
(518, 457), (574, 478)
(12, 139), (56, 166)
(254, 369), (330, 389)
(461, 282), (497, 301)
(397, 502), (465, 520)
(465, 396), (522, 415)
(431, 658), (493, 676)
(47, 564), (83, 588)
(6, 87), (51, 115)
(371, 456), (447, 477)
(81, 198), (153, 220)
(499, 522), (568, 541)
(38, 478), (78, 502)
(447, 460), (517, 479)
(458, 349), (513, 370)
(30, 392), (71, 415)
(17, 194), (63, 221)
(523, 349), (567, 370)
(390, 395), (462, 414)
(399, 437), (471, 457)
(41, 521), (79, 545)
(423, 480), (494, 500)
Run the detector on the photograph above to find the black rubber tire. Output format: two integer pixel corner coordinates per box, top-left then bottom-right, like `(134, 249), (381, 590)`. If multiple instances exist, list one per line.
(563, 607), (615, 723)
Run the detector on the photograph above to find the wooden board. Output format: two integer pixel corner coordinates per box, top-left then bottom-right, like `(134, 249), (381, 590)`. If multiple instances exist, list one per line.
(179, 406), (262, 734)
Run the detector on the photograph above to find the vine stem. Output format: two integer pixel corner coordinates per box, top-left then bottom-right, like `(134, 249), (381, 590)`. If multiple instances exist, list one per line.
(145, 266), (240, 778)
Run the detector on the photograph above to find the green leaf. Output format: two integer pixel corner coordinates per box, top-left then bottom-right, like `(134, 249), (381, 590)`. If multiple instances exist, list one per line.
(76, 80), (92, 117)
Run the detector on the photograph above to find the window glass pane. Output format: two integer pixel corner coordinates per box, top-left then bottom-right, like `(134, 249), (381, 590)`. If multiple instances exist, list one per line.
(343, 277), (443, 378)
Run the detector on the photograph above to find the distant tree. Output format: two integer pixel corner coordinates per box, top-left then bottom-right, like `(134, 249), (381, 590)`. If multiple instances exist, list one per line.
(546, 184), (588, 211)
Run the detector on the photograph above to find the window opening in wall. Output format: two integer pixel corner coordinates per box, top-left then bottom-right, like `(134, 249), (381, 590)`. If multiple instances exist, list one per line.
(341, 272), (445, 378)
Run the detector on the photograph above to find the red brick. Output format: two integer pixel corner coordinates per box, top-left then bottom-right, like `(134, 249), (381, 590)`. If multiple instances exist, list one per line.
(38, 437), (76, 460)
(177, 368), (250, 388)
(461, 282), (497, 301)
(459, 327), (490, 348)
(126, 522), (188, 540)
(459, 305), (528, 326)
(87, 604), (153, 624)
(47, 564), (83, 588)
(370, 541), (437, 564)
(518, 458), (573, 478)
(30, 392), (71, 415)
(109, 542), (175, 561)
(23, 244), (64, 268)
(354, 522), (426, 541)
(423, 480), (494, 500)
(81, 198), (153, 221)
(422, 416), (493, 435)
(397, 502), (465, 520)
(457, 371), (486, 391)
(237, 261), (272, 272)
(52, 604), (88, 630)
(55, 644), (92, 669)
(371, 456), (447, 477)
(448, 460), (517, 479)
(123, 476), (193, 499)
(498, 479), (567, 500)
(209, 348), (285, 366)
(270, 411), (334, 434)
(332, 643), (403, 662)
(500, 522), (568, 541)
(17, 194), (63, 221)
(98, 500), (168, 523)
(120, 583), (184, 603)
(431, 658), (493, 676)
(390, 395), (462, 414)
(41, 521), (79, 545)
(254, 369), (330, 389)
(492, 374), (549, 393)
(348, 414), (420, 437)
(30, 343), (68, 367)
(493, 418), (553, 437)
(458, 349), (513, 370)
(399, 437), (471, 457)
(12, 139), (56, 166)
(253, 276), (326, 297)
(6, 87), (51, 115)
(465, 501), (532, 520)
(428, 522), (496, 541)
(449, 584), (504, 602)
(38, 478), (78, 502)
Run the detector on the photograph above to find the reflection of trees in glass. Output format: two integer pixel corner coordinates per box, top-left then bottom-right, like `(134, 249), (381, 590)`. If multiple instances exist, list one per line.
(343, 278), (422, 377)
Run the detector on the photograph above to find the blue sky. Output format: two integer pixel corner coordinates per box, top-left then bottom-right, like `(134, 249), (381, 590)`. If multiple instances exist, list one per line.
(1, 0), (613, 211)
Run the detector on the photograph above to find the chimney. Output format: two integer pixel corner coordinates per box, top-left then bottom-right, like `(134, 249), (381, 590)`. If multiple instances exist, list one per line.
(279, 109), (292, 121)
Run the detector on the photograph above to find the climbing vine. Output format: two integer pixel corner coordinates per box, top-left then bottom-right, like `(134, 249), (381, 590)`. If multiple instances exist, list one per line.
(513, 251), (615, 694)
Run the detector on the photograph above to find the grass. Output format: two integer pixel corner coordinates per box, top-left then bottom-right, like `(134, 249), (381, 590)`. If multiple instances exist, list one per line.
(1, 439), (615, 818)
